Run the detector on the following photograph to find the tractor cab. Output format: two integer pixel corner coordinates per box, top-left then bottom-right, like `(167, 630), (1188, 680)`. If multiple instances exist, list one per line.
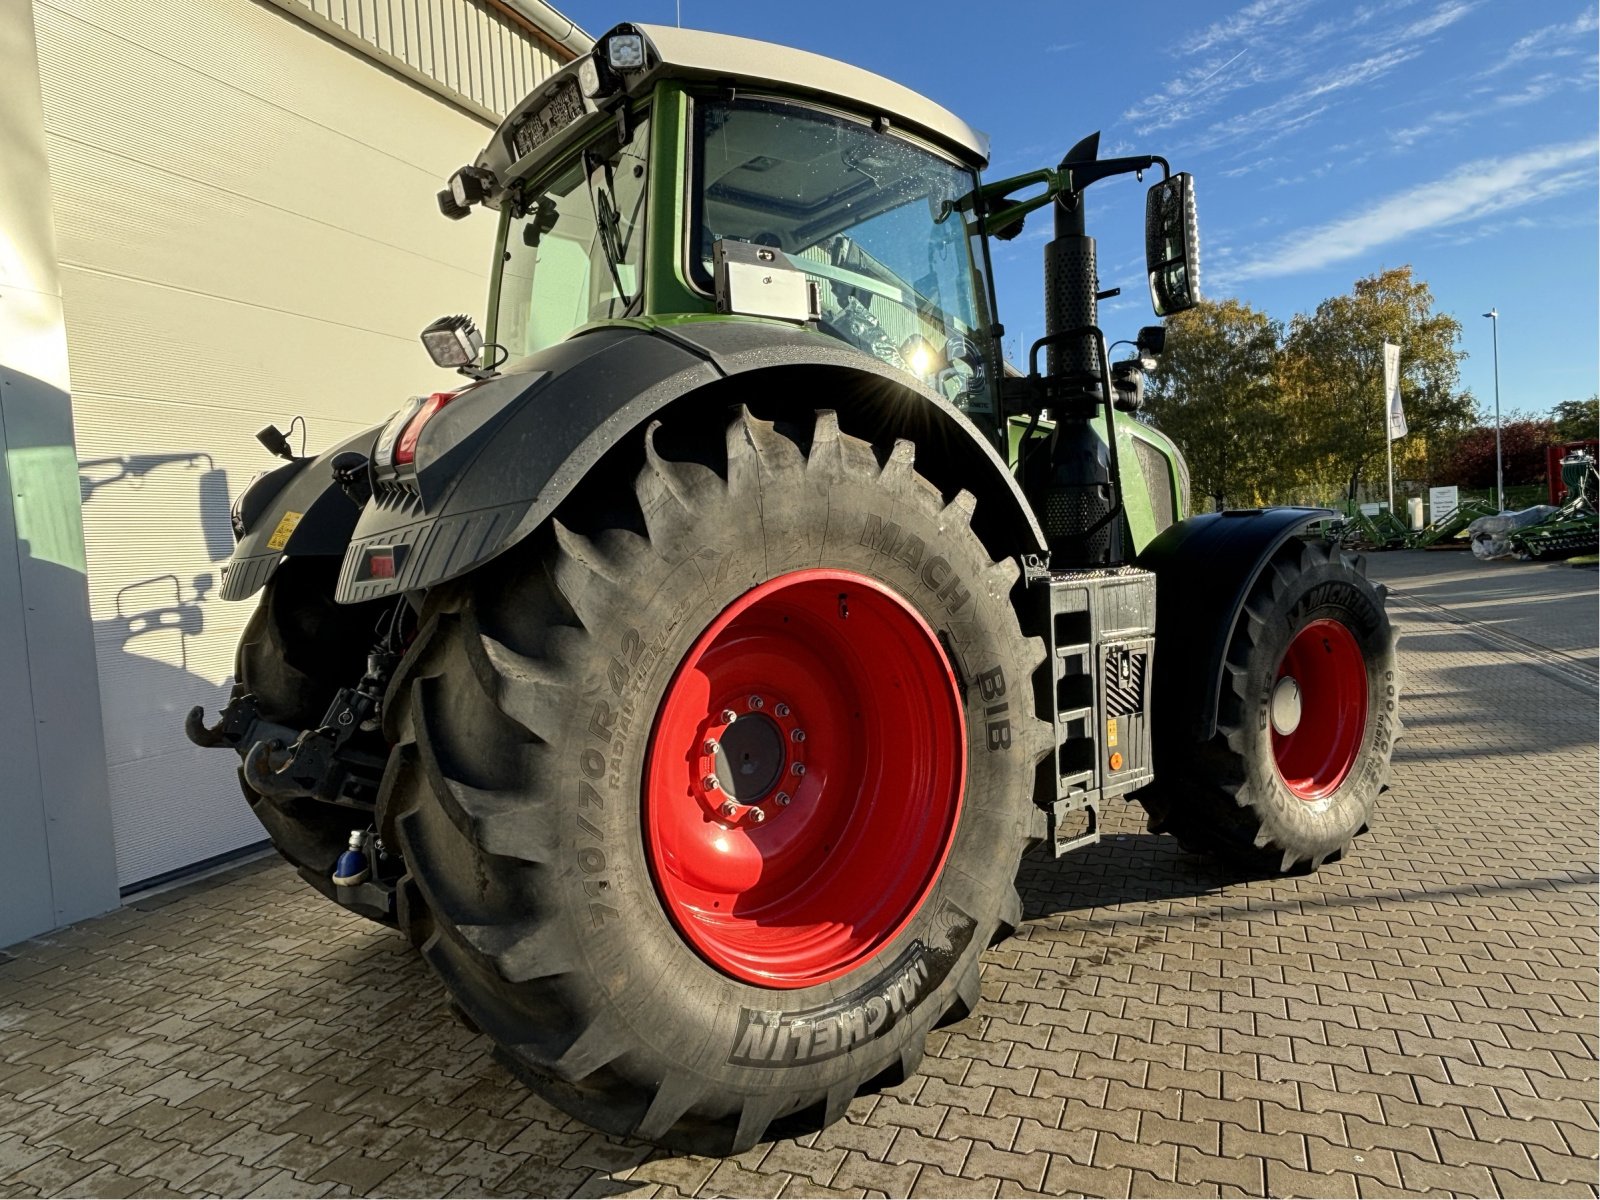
(443, 23), (1004, 423)
(437, 23), (1194, 454)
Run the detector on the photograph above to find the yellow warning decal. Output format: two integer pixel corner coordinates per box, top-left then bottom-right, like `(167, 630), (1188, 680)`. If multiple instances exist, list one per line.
(266, 510), (304, 551)
(1106, 717), (1119, 748)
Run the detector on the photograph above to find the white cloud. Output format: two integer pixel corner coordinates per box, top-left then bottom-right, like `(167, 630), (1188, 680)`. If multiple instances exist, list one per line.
(1393, 0), (1477, 40)
(1225, 138), (1599, 281)
(1187, 0), (1315, 55)
(1125, 1), (1472, 150)
(1389, 64), (1599, 147)
(1486, 8), (1599, 73)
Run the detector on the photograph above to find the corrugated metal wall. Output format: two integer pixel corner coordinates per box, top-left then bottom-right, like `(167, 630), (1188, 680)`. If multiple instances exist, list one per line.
(32, 0), (566, 886)
(271, 0), (570, 119)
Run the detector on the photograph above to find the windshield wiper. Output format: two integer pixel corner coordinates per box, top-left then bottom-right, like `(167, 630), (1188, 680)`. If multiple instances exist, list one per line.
(584, 150), (639, 311)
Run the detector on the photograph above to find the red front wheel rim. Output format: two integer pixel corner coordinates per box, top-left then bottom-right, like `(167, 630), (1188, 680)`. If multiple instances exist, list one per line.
(1270, 618), (1368, 801)
(643, 569), (966, 988)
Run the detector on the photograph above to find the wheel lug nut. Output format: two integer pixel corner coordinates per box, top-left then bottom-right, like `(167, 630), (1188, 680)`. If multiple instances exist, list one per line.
(791, 762), (806, 776)
(721, 709), (738, 724)
(749, 807), (767, 823)
(775, 792), (791, 806)
(774, 703), (790, 717)
(703, 774), (720, 791)
(703, 740), (719, 756)
(748, 694), (764, 710)
(790, 728), (806, 743)
(721, 800), (738, 817)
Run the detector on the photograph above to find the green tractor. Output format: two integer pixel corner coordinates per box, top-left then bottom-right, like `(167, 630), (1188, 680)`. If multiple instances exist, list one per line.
(188, 23), (1398, 1153)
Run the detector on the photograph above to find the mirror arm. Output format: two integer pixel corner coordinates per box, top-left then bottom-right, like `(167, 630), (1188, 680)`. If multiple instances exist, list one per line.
(983, 189), (1060, 238)
(955, 154), (1172, 233)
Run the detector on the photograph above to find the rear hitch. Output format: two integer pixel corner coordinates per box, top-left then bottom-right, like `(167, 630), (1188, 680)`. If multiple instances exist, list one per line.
(239, 728), (385, 806)
(188, 602), (411, 809)
(185, 691), (296, 751)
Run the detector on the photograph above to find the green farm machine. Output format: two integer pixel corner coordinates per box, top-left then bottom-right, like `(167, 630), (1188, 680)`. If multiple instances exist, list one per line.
(189, 25), (1398, 1152)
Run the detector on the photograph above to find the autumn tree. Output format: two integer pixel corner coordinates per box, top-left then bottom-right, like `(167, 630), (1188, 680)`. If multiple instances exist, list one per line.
(1143, 298), (1285, 510)
(1551, 395), (1599, 442)
(1278, 267), (1474, 501)
(1440, 418), (1557, 487)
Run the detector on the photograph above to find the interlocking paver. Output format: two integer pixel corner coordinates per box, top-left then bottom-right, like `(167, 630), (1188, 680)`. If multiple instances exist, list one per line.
(0, 550), (1595, 1198)
(914, 1164), (1002, 1197)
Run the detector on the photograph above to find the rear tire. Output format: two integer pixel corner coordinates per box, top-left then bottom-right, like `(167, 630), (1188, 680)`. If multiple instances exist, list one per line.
(235, 558), (391, 917)
(378, 408), (1050, 1152)
(1139, 539), (1398, 874)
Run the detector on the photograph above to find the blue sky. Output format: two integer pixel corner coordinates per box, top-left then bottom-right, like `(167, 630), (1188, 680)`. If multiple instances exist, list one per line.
(557, 1), (1598, 417)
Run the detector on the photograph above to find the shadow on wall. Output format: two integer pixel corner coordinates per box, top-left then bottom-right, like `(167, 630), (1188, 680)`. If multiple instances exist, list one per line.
(68, 443), (264, 891)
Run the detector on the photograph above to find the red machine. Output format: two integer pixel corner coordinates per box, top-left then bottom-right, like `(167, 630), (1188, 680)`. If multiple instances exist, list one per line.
(1548, 440), (1600, 504)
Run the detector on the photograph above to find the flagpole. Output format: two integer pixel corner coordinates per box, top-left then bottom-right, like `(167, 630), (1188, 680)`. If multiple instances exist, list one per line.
(1386, 419), (1394, 517)
(1381, 341), (1403, 519)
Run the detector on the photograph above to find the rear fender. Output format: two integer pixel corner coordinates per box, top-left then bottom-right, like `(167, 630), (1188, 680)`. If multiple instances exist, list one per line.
(218, 427), (378, 601)
(334, 322), (1046, 603)
(1136, 507), (1333, 742)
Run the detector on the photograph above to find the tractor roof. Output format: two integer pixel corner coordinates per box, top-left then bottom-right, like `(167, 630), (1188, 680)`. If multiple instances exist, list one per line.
(629, 25), (988, 165)
(474, 23), (988, 197)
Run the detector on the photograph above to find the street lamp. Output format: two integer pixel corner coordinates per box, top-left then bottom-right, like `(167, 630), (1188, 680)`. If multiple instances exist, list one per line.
(1483, 309), (1504, 512)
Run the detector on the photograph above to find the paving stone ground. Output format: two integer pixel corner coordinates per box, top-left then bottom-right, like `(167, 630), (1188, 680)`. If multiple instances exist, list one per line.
(1, 549), (1595, 1199)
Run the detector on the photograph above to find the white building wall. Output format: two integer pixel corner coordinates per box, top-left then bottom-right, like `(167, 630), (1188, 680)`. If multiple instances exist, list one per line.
(29, 0), (584, 888)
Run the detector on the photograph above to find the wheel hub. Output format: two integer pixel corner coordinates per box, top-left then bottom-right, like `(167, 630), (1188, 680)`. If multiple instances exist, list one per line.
(696, 695), (808, 825)
(1271, 618), (1367, 801)
(644, 569), (966, 988)
(1270, 676), (1303, 736)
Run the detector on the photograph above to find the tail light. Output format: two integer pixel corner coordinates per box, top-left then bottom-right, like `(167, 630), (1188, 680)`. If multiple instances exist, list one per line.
(393, 391), (460, 467)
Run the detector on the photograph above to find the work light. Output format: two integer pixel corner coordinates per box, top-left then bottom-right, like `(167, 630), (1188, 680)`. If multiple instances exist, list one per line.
(606, 32), (645, 70)
(419, 314), (483, 369)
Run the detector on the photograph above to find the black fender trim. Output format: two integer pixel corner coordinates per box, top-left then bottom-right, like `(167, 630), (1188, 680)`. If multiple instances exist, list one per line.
(218, 427), (378, 601)
(1135, 507), (1333, 742)
(334, 323), (1045, 604)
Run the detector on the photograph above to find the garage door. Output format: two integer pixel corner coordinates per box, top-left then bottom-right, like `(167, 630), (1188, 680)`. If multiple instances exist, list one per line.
(33, 0), (510, 887)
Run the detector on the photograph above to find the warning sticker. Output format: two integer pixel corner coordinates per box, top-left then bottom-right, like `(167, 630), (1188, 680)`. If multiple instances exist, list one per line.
(1106, 717), (1119, 748)
(266, 510), (303, 551)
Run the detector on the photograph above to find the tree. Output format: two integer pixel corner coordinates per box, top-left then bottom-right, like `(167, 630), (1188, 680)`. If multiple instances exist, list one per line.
(1440, 418), (1557, 488)
(1278, 267), (1474, 501)
(1551, 395), (1599, 442)
(1144, 298), (1285, 510)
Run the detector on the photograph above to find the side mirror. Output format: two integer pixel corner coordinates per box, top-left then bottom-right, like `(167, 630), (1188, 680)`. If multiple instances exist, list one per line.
(1145, 173), (1200, 316)
(1111, 359), (1145, 412)
(420, 314), (483, 369)
(1135, 324), (1165, 370)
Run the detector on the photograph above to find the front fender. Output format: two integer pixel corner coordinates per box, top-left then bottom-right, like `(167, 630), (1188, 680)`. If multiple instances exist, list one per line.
(1136, 507), (1333, 743)
(334, 322), (1046, 604)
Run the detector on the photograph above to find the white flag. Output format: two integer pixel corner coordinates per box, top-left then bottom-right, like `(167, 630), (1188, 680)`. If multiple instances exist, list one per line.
(1383, 341), (1407, 439)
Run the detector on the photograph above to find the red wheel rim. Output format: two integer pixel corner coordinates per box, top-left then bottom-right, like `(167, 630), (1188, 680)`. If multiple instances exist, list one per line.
(1270, 618), (1368, 801)
(643, 569), (966, 988)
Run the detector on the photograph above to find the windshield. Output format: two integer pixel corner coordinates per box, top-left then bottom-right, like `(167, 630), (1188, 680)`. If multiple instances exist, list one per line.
(495, 115), (650, 359)
(693, 97), (997, 417)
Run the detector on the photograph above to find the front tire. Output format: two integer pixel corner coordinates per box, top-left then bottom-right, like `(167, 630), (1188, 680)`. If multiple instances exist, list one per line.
(378, 408), (1050, 1152)
(1140, 538), (1399, 873)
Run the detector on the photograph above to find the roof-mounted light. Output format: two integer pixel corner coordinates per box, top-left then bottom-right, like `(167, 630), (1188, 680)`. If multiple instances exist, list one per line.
(605, 32), (646, 71)
(438, 166), (495, 220)
(577, 55), (604, 98)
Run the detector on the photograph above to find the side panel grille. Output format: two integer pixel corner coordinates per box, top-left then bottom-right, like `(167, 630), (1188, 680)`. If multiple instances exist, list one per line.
(1131, 437), (1175, 532)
